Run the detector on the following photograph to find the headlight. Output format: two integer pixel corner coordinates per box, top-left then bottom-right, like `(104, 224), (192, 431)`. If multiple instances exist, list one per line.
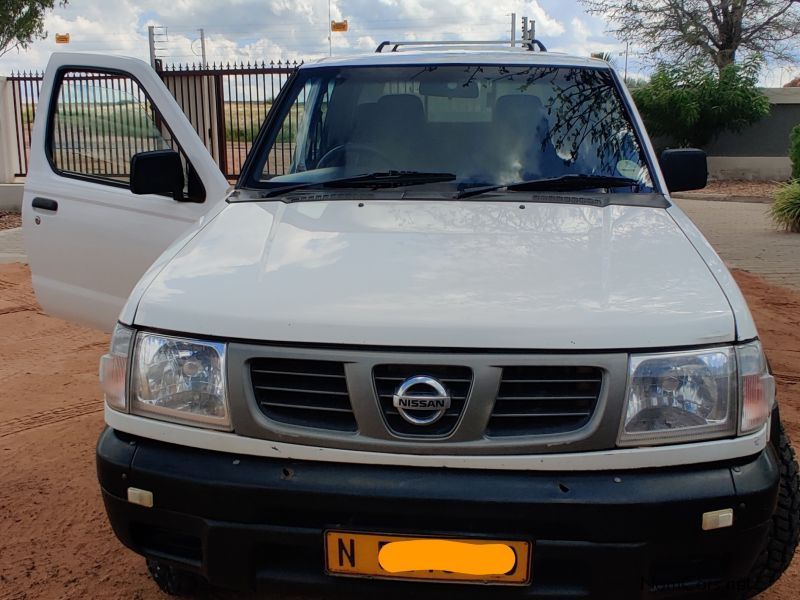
(619, 346), (737, 446)
(100, 323), (134, 412)
(131, 333), (230, 430)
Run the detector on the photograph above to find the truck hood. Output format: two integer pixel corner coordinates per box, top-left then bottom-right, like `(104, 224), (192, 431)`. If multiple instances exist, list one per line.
(134, 199), (735, 350)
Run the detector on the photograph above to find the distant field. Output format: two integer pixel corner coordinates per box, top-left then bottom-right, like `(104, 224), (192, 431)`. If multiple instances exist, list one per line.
(15, 99), (305, 177)
(35, 100), (305, 143)
(54, 104), (162, 138)
(223, 101), (305, 143)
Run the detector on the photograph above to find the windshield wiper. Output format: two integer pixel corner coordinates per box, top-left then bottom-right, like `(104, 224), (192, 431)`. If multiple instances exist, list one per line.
(263, 171), (456, 198)
(456, 174), (641, 199)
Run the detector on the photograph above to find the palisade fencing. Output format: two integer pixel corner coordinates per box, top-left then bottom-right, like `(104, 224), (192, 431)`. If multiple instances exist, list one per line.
(7, 71), (42, 179)
(50, 70), (171, 180)
(7, 60), (301, 180)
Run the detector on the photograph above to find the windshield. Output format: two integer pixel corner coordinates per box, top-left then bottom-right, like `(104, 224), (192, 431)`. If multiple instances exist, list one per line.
(249, 65), (655, 193)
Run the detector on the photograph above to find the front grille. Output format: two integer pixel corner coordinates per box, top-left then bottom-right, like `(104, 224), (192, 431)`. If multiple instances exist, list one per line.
(487, 366), (602, 437)
(250, 358), (357, 432)
(373, 365), (472, 436)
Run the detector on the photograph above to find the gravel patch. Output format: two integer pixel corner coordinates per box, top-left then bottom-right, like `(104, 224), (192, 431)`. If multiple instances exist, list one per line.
(703, 180), (783, 199)
(0, 211), (22, 231)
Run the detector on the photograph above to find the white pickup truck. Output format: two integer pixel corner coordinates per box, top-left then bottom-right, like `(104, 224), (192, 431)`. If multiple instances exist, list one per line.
(23, 42), (799, 599)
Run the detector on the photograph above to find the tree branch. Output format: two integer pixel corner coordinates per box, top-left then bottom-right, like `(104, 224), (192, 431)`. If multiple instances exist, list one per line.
(741, 1), (800, 43)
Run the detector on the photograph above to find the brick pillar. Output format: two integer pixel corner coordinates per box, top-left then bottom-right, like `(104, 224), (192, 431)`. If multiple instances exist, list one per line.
(0, 76), (18, 183)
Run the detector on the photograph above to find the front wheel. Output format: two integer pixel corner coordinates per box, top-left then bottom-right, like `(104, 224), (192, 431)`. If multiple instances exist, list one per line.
(743, 420), (800, 597)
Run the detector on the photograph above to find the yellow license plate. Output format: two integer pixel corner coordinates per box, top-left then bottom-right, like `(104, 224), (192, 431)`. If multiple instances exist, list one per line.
(324, 531), (531, 585)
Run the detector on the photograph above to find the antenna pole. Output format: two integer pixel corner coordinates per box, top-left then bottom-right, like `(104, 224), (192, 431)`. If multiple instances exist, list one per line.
(199, 28), (207, 68)
(148, 25), (156, 69)
(624, 41), (629, 81)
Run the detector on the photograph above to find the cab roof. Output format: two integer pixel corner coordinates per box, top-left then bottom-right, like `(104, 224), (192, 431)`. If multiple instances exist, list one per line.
(303, 50), (610, 70)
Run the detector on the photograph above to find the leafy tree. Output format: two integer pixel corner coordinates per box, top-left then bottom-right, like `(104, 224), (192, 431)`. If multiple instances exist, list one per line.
(591, 51), (616, 64)
(791, 124), (800, 179)
(1, 0), (68, 58)
(624, 76), (648, 89)
(579, 0), (800, 71)
(631, 58), (770, 147)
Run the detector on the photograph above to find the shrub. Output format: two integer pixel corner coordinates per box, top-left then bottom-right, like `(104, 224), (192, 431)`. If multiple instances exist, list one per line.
(790, 124), (800, 181)
(632, 58), (770, 148)
(771, 180), (800, 232)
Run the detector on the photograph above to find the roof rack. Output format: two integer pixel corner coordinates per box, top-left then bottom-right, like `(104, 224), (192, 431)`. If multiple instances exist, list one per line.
(375, 39), (547, 53)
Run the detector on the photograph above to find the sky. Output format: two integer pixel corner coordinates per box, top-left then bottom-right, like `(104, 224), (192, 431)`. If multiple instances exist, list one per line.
(1, 0), (797, 85)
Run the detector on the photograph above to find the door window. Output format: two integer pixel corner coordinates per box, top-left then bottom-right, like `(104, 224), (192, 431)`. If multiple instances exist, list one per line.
(48, 69), (203, 199)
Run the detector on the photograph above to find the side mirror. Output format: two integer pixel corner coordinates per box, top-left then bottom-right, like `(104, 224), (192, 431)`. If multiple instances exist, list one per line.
(659, 149), (708, 193)
(130, 150), (186, 201)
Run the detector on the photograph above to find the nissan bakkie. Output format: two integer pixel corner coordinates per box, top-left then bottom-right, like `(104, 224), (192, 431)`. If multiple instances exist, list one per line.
(22, 41), (800, 599)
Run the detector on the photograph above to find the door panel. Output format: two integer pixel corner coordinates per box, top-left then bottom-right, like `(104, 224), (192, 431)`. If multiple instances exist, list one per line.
(23, 53), (229, 331)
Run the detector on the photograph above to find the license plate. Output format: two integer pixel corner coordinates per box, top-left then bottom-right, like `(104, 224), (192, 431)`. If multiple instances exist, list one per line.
(324, 531), (531, 585)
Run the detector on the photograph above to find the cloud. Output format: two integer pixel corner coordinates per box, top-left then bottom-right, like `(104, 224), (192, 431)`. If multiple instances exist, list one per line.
(0, 0), (622, 74)
(528, 1), (565, 36)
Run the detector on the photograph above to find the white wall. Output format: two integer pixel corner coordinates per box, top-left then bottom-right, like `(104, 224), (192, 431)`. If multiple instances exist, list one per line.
(0, 77), (18, 184)
(708, 156), (793, 182)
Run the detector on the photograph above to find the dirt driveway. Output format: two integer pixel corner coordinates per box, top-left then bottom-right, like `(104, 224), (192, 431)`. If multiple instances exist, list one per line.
(1, 262), (799, 599)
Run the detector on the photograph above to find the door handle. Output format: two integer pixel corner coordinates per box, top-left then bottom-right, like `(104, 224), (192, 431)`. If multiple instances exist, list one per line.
(32, 197), (59, 212)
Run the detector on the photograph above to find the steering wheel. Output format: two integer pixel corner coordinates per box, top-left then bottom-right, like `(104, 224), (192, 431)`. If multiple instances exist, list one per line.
(316, 143), (392, 170)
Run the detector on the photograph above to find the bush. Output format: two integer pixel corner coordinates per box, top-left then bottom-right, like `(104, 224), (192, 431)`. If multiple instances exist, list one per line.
(632, 59), (770, 148)
(771, 181), (800, 232)
(790, 124), (800, 181)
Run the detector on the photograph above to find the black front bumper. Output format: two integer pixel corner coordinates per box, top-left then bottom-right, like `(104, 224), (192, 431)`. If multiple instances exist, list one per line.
(97, 428), (779, 599)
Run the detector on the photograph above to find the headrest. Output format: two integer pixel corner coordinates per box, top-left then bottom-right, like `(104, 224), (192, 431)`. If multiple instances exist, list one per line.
(377, 94), (425, 128)
(351, 102), (382, 140)
(494, 94), (546, 125)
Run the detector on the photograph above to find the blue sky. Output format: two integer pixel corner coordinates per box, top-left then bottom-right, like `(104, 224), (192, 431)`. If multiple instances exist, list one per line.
(1, 0), (796, 85)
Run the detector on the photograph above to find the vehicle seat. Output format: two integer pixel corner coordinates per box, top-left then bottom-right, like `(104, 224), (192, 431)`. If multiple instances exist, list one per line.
(350, 102), (382, 143)
(375, 94), (427, 169)
(492, 94), (565, 181)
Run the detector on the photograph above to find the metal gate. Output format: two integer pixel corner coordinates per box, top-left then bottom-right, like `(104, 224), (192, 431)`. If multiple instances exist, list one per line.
(6, 60), (301, 181)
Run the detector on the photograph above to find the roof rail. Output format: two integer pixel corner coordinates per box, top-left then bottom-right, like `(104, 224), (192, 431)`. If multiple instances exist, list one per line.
(375, 39), (547, 53)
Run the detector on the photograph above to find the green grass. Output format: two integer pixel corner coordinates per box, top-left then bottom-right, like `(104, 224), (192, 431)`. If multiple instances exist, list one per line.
(771, 180), (800, 232)
(54, 103), (163, 138)
(224, 102), (303, 143)
(24, 99), (305, 144)
(20, 104), (35, 126)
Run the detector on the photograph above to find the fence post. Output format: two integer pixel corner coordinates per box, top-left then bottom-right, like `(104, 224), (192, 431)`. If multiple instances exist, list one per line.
(213, 73), (228, 177)
(0, 76), (17, 183)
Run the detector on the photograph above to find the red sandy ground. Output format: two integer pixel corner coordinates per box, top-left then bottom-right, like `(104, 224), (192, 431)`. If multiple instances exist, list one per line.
(0, 263), (798, 599)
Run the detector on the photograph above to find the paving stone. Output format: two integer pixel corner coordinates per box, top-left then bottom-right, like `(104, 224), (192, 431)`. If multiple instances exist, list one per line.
(675, 198), (800, 291)
(0, 228), (25, 264)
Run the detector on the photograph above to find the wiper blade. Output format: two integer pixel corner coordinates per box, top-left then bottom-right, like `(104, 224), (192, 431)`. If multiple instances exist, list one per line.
(456, 174), (640, 199)
(264, 171), (456, 198)
(509, 174), (640, 192)
(325, 171), (456, 188)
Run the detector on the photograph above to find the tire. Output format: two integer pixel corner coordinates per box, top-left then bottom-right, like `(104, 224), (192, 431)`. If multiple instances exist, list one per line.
(146, 559), (198, 597)
(743, 421), (800, 598)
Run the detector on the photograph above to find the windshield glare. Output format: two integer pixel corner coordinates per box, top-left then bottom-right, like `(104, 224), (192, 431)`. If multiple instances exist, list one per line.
(255, 65), (654, 192)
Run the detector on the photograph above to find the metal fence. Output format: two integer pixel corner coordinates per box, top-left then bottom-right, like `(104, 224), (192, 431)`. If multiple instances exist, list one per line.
(7, 60), (301, 180)
(8, 71), (43, 178)
(49, 70), (172, 180)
